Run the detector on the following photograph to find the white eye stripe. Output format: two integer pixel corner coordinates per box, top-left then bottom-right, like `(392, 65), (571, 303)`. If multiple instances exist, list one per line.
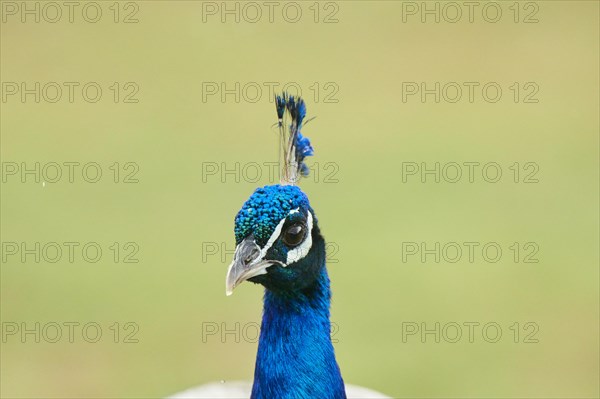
(259, 218), (286, 259)
(253, 208), (313, 266)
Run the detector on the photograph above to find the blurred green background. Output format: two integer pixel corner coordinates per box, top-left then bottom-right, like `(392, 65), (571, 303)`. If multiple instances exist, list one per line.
(1, 1), (598, 398)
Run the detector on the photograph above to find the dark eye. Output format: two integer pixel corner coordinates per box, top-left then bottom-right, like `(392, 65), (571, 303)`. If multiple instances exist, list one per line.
(282, 223), (306, 247)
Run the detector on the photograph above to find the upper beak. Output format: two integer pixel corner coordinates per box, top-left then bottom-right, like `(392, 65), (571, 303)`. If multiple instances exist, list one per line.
(225, 235), (273, 296)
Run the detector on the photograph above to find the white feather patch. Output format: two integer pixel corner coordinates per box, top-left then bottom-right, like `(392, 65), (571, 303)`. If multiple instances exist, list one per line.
(259, 218), (286, 260)
(286, 211), (313, 264)
(252, 208), (314, 266)
(167, 380), (390, 399)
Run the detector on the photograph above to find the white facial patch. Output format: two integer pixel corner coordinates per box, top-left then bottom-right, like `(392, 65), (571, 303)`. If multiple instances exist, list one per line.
(286, 211), (313, 264)
(252, 208), (314, 267)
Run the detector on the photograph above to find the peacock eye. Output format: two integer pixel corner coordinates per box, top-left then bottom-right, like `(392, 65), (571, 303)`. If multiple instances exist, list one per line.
(282, 223), (306, 247)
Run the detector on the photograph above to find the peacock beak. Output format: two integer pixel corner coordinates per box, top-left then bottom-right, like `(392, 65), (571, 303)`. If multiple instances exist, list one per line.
(225, 235), (276, 296)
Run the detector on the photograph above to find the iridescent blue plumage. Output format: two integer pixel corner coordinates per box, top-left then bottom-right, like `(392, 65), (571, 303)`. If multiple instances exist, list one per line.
(295, 132), (313, 177)
(253, 266), (345, 399)
(230, 185), (344, 399)
(169, 93), (388, 399)
(234, 185), (309, 246)
(225, 94), (346, 399)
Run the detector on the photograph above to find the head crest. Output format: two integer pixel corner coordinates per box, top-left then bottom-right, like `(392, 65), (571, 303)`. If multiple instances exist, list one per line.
(274, 93), (314, 185)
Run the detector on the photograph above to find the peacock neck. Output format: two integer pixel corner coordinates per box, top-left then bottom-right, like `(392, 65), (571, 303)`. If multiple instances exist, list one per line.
(251, 266), (346, 399)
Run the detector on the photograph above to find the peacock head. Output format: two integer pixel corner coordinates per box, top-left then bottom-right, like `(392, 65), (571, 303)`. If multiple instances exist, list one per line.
(226, 93), (322, 296)
(226, 184), (325, 295)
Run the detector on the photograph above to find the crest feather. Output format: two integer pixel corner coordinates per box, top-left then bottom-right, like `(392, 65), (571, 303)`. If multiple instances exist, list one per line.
(274, 93), (314, 185)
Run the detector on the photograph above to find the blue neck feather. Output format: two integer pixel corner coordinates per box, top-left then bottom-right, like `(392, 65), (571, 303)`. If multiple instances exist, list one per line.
(251, 266), (346, 399)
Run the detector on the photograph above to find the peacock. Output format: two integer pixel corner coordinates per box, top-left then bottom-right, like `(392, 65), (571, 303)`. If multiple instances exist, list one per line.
(169, 94), (389, 399)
